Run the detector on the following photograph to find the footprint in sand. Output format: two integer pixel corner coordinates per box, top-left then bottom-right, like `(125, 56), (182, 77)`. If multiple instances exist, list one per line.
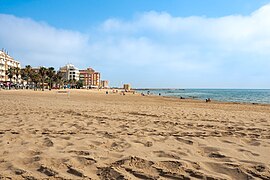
(68, 150), (91, 156)
(37, 165), (58, 177)
(174, 137), (194, 145)
(208, 152), (226, 158)
(97, 166), (125, 179)
(13, 168), (26, 175)
(153, 151), (181, 159)
(238, 148), (260, 157)
(76, 156), (96, 166)
(66, 165), (85, 178)
(245, 139), (261, 146)
(154, 160), (184, 173)
(43, 137), (54, 147)
(110, 140), (131, 152)
(133, 140), (153, 147)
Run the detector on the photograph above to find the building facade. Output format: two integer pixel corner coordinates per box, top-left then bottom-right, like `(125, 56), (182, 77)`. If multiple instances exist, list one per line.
(79, 67), (100, 88)
(123, 84), (131, 91)
(79, 68), (95, 87)
(101, 80), (109, 88)
(92, 72), (100, 87)
(0, 50), (21, 83)
(59, 64), (80, 81)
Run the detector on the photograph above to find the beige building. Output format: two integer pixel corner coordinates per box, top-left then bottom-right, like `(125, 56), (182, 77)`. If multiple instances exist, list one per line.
(92, 72), (100, 87)
(59, 64), (80, 81)
(101, 80), (109, 88)
(79, 67), (101, 88)
(0, 50), (21, 83)
(123, 84), (131, 91)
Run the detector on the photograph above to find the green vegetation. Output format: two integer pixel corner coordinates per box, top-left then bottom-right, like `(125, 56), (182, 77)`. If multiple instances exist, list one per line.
(6, 67), (14, 89)
(3, 65), (83, 90)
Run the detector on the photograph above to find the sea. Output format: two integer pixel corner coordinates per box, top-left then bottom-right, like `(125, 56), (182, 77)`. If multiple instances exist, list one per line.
(136, 89), (270, 104)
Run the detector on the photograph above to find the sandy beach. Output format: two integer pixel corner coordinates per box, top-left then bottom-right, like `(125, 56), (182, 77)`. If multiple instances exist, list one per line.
(0, 89), (269, 179)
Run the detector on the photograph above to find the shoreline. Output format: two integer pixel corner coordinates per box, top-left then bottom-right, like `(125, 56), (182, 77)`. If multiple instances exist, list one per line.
(136, 89), (270, 106)
(2, 88), (270, 106)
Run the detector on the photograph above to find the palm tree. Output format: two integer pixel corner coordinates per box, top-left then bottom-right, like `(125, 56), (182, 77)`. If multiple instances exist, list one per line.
(21, 65), (32, 85)
(14, 67), (20, 88)
(63, 79), (68, 88)
(68, 79), (77, 89)
(39, 67), (47, 91)
(76, 79), (83, 89)
(53, 71), (63, 89)
(46, 67), (55, 90)
(30, 71), (40, 91)
(20, 69), (27, 83)
(6, 67), (14, 90)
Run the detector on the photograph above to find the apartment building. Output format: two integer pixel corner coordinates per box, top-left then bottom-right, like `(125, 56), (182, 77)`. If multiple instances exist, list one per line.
(0, 50), (21, 83)
(123, 84), (131, 91)
(101, 80), (109, 88)
(59, 64), (80, 81)
(79, 67), (100, 88)
(92, 72), (100, 87)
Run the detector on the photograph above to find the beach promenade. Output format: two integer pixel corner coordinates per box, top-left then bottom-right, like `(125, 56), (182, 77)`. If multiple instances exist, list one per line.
(0, 90), (269, 179)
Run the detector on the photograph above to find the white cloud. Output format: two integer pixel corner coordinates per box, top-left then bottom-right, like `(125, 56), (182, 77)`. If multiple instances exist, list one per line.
(100, 4), (270, 55)
(1, 4), (270, 87)
(0, 14), (89, 67)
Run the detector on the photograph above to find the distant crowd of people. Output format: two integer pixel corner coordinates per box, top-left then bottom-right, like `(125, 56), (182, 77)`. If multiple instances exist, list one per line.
(104, 89), (212, 103)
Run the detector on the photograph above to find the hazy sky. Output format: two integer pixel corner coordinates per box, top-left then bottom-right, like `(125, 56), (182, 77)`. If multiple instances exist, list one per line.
(1, 0), (270, 88)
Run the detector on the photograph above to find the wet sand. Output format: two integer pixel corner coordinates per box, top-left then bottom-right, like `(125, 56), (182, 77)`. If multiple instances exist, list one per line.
(0, 89), (269, 179)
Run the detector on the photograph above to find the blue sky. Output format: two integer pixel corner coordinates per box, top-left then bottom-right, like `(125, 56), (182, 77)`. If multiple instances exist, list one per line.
(1, 0), (268, 30)
(1, 0), (270, 88)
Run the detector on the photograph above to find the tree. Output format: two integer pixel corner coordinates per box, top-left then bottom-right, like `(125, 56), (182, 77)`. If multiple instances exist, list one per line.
(6, 67), (14, 89)
(20, 69), (27, 84)
(63, 79), (68, 88)
(53, 71), (63, 89)
(68, 78), (77, 89)
(46, 67), (55, 90)
(30, 71), (40, 91)
(76, 80), (83, 89)
(39, 67), (47, 91)
(21, 65), (32, 85)
(14, 67), (21, 87)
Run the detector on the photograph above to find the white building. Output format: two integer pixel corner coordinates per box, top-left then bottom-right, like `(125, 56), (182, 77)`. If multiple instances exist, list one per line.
(59, 64), (80, 81)
(0, 50), (21, 83)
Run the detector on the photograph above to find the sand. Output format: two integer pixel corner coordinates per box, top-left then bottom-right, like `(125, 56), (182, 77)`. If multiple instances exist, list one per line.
(0, 89), (269, 179)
